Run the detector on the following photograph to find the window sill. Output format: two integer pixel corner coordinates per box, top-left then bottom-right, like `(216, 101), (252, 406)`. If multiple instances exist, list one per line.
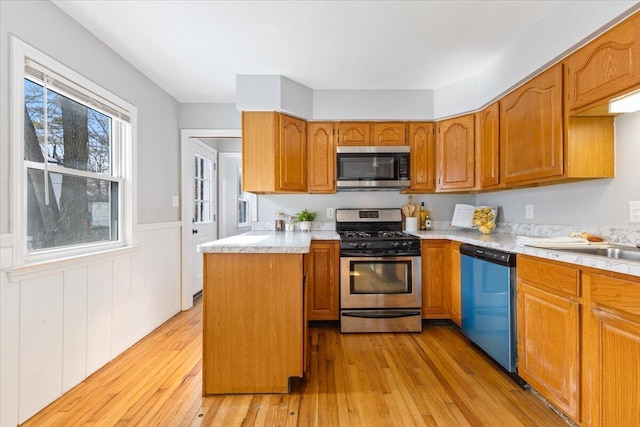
(5, 245), (141, 283)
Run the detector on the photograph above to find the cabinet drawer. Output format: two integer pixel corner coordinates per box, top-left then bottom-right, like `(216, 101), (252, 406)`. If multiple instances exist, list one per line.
(518, 256), (580, 297)
(589, 273), (640, 317)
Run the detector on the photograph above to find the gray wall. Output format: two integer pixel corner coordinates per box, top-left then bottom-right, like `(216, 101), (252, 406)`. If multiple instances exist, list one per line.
(179, 103), (240, 129)
(0, 0), (181, 230)
(477, 111), (640, 228)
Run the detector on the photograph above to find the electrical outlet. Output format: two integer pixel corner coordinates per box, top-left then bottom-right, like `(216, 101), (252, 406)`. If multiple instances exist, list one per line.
(525, 204), (534, 219)
(327, 208), (334, 219)
(630, 201), (640, 223)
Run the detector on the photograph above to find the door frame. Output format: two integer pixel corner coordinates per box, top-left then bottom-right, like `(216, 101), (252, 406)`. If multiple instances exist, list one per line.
(180, 128), (241, 310)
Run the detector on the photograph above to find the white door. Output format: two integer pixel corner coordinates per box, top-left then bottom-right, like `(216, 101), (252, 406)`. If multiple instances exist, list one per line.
(181, 139), (217, 306)
(218, 153), (252, 238)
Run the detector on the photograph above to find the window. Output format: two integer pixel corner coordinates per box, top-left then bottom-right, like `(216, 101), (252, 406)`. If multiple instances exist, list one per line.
(237, 166), (250, 227)
(12, 37), (136, 263)
(193, 155), (212, 224)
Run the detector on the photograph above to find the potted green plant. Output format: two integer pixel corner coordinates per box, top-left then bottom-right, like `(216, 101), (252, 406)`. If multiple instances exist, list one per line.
(294, 208), (317, 232)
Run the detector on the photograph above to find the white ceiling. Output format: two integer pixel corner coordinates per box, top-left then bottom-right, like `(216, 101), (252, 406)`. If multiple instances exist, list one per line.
(51, 1), (620, 104)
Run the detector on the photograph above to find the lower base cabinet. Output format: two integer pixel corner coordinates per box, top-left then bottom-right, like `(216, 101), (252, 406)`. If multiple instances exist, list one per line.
(517, 255), (640, 426)
(307, 240), (340, 321)
(421, 240), (451, 319)
(202, 253), (305, 394)
(583, 271), (640, 427)
(517, 256), (581, 422)
(449, 241), (461, 326)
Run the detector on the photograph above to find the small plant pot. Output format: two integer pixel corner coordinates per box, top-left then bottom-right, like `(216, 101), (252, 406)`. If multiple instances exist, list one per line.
(299, 221), (312, 232)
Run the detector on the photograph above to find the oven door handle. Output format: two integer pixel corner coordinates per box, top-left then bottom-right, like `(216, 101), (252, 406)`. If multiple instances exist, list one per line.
(341, 310), (421, 319)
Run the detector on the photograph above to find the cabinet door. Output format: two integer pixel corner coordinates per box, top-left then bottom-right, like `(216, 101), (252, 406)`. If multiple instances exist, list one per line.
(421, 240), (450, 319)
(437, 114), (475, 191)
(583, 271), (640, 427)
(475, 102), (500, 189)
(567, 12), (640, 113)
(372, 122), (407, 146)
(242, 111), (277, 192)
(517, 282), (580, 422)
(336, 122), (370, 146)
(587, 308), (640, 427)
(500, 65), (564, 185)
(277, 114), (307, 192)
(408, 123), (436, 192)
(449, 241), (461, 326)
(308, 122), (335, 193)
(307, 241), (339, 321)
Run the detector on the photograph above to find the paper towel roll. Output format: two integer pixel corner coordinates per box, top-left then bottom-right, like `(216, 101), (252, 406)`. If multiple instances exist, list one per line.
(405, 217), (418, 232)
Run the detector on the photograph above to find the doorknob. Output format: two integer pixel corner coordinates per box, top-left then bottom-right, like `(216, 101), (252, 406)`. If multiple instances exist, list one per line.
(192, 229), (198, 234)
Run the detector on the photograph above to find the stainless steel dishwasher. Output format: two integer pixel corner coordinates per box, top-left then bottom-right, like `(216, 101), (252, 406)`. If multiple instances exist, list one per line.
(460, 244), (524, 385)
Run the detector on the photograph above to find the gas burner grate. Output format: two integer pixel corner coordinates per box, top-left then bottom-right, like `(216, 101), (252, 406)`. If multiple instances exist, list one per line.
(342, 231), (372, 238)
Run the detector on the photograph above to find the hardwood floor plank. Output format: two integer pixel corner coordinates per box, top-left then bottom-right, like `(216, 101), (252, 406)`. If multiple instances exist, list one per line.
(21, 299), (571, 427)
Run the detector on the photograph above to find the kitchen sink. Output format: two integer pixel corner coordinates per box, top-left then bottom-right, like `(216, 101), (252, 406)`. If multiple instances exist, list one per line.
(557, 245), (640, 262)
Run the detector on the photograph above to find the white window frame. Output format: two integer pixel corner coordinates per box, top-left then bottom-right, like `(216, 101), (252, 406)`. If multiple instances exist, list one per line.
(10, 37), (137, 266)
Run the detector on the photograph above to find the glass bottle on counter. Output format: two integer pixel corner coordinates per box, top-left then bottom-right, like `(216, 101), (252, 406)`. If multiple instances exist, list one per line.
(275, 211), (284, 231)
(420, 202), (432, 231)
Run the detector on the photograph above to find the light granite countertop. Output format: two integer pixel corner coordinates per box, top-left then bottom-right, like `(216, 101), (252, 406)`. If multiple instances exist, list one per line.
(198, 229), (640, 278)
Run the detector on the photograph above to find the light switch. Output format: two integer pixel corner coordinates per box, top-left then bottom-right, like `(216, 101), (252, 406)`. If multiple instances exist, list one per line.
(525, 204), (534, 219)
(172, 195), (180, 208)
(630, 201), (640, 223)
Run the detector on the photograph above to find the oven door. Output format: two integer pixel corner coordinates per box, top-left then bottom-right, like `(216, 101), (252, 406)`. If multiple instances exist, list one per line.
(340, 256), (422, 309)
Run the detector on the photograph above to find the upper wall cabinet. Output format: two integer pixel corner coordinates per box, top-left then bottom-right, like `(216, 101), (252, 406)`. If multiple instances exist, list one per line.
(408, 123), (436, 192)
(336, 122), (369, 145)
(372, 122), (407, 146)
(336, 122), (408, 146)
(436, 114), (475, 191)
(242, 111), (307, 193)
(475, 102), (500, 190)
(500, 65), (564, 185)
(308, 122), (336, 193)
(501, 64), (615, 187)
(566, 11), (640, 114)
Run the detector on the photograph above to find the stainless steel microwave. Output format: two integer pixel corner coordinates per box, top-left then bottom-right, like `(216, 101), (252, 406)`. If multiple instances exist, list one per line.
(336, 146), (410, 190)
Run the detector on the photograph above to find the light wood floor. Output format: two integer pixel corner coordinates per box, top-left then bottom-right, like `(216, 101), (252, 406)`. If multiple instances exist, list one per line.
(22, 298), (569, 426)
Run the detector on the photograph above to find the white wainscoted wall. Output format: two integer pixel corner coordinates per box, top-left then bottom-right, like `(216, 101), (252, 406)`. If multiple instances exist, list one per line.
(0, 222), (181, 426)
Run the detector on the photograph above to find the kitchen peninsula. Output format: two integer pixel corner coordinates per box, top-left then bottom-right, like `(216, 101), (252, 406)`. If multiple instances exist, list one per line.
(197, 231), (338, 394)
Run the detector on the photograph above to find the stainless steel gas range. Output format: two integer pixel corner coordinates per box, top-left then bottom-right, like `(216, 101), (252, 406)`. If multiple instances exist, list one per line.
(336, 208), (422, 333)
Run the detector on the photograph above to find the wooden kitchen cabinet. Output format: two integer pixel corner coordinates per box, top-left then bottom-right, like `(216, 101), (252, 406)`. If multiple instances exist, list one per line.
(448, 241), (462, 326)
(582, 270), (640, 427)
(372, 122), (407, 145)
(500, 65), (564, 185)
(306, 240), (340, 321)
(336, 122), (370, 146)
(516, 255), (581, 422)
(566, 11), (640, 114)
(475, 102), (500, 189)
(501, 64), (614, 187)
(242, 111), (307, 193)
(408, 122), (436, 192)
(307, 122), (335, 193)
(202, 252), (305, 394)
(421, 240), (451, 319)
(436, 114), (475, 191)
(449, 241), (461, 326)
